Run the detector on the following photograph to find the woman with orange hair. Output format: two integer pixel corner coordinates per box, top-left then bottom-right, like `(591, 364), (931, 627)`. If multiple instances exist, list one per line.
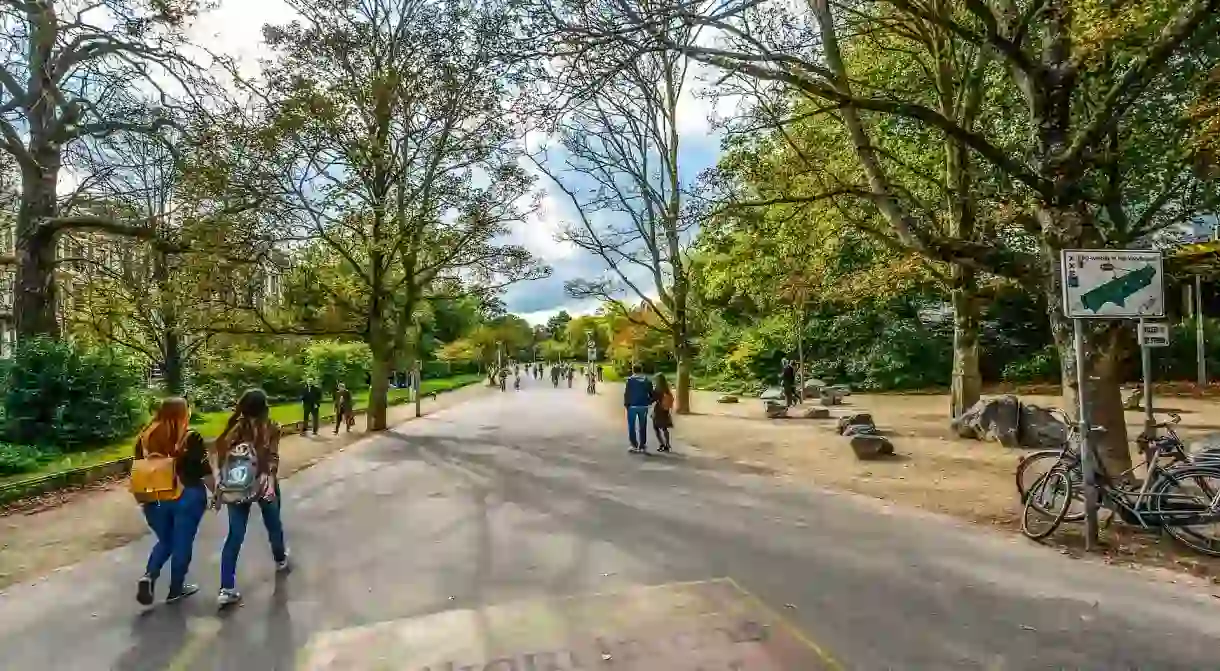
(134, 397), (213, 606)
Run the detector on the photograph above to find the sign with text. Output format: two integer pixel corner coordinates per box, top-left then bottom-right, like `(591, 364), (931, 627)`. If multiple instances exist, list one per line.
(1139, 322), (1170, 348)
(1062, 250), (1164, 318)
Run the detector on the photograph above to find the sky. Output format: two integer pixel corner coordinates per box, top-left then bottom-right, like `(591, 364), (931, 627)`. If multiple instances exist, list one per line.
(190, 0), (729, 326)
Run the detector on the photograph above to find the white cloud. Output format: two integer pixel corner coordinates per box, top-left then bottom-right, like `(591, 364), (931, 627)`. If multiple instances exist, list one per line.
(189, 0), (297, 77)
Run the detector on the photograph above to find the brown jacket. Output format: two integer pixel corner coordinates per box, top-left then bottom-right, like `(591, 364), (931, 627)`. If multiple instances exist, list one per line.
(215, 417), (281, 477)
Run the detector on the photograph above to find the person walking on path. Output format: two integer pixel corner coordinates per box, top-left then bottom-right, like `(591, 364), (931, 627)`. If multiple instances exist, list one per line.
(652, 373), (675, 452)
(597, 365), (604, 382)
(551, 365), (561, 388)
(781, 359), (798, 407)
(134, 397), (214, 606)
(214, 389), (290, 607)
(567, 366), (575, 388)
(624, 364), (654, 453)
(333, 383), (354, 433)
(301, 380), (322, 435)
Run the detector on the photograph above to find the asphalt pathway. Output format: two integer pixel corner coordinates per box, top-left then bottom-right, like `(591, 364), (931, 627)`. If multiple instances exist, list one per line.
(2, 380), (1220, 669)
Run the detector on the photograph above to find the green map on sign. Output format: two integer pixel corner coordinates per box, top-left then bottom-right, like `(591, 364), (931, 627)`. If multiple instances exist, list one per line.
(1081, 265), (1156, 312)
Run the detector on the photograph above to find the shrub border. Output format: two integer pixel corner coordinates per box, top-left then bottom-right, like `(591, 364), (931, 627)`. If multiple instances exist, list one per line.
(0, 380), (478, 506)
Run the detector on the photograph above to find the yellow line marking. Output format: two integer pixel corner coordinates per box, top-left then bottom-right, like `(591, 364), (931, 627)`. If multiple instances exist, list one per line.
(724, 576), (845, 671)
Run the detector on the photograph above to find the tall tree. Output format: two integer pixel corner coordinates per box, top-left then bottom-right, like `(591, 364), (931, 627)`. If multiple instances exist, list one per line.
(605, 0), (1220, 473)
(0, 0), (224, 338)
(231, 0), (545, 430)
(531, 2), (700, 411)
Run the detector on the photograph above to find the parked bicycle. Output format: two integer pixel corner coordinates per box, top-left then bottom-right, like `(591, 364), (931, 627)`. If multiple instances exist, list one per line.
(1022, 415), (1220, 556)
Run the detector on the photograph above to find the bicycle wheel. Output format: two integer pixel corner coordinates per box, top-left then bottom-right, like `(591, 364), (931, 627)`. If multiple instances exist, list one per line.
(1153, 466), (1220, 557)
(1022, 468), (1074, 541)
(1017, 450), (1087, 522)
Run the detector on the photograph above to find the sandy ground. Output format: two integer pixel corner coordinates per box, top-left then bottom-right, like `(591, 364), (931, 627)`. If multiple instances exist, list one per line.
(600, 387), (1220, 577)
(0, 384), (491, 590)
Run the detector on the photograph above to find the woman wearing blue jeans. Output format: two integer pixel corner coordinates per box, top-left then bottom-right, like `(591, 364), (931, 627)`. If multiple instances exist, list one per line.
(214, 389), (290, 607)
(136, 398), (214, 606)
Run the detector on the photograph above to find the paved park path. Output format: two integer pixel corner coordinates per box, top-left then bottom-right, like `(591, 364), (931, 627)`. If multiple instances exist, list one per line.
(3, 379), (1220, 669)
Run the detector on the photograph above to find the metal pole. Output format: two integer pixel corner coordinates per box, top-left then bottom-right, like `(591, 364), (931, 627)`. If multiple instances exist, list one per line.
(1074, 319), (1099, 550)
(1196, 275), (1206, 387)
(413, 359), (421, 418)
(797, 306), (805, 403)
(1140, 319), (1154, 436)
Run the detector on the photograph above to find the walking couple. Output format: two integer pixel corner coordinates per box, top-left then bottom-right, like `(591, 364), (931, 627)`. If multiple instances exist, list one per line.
(130, 389), (290, 609)
(623, 364), (675, 453)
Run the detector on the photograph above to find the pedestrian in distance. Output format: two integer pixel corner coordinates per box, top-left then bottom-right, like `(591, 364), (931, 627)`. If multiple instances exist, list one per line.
(567, 366), (575, 388)
(652, 373), (675, 452)
(333, 383), (354, 433)
(781, 359), (797, 407)
(213, 389), (290, 608)
(131, 397), (214, 606)
(301, 380), (322, 435)
(551, 365), (560, 388)
(597, 365), (604, 382)
(624, 364), (654, 453)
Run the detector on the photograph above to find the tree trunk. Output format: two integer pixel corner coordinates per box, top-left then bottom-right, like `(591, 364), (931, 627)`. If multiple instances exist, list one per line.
(1047, 276), (1133, 478)
(949, 265), (982, 418)
(367, 350), (390, 431)
(674, 332), (692, 414)
(162, 330), (185, 396)
(14, 161), (60, 339)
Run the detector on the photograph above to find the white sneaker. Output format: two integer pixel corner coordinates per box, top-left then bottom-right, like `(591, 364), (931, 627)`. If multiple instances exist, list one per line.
(166, 584), (199, 603)
(217, 588), (242, 607)
(276, 551), (292, 573)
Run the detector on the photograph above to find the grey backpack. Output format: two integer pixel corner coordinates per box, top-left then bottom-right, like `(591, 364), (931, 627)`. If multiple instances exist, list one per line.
(217, 442), (259, 505)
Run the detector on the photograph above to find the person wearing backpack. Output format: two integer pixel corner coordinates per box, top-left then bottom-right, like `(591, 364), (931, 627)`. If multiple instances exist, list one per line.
(214, 389), (289, 607)
(132, 397), (214, 606)
(333, 382), (354, 434)
(652, 373), (675, 452)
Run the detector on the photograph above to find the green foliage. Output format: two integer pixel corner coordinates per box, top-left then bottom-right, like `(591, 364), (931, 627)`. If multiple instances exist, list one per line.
(0, 443), (54, 476)
(302, 340), (372, 392)
(1002, 347), (1061, 384)
(3, 337), (148, 450)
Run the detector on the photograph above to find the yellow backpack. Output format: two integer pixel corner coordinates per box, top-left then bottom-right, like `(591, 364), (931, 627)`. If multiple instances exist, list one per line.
(130, 431), (188, 504)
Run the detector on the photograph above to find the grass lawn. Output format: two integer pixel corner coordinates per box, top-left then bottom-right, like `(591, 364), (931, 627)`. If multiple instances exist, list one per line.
(0, 374), (483, 487)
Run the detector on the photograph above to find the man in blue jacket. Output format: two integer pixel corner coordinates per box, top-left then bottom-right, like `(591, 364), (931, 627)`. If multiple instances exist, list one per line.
(623, 364), (655, 453)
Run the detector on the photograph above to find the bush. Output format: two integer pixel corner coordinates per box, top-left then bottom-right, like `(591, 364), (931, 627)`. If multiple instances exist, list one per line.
(302, 340), (372, 392)
(1002, 346), (1061, 383)
(4, 337), (147, 450)
(0, 442), (53, 476)
(843, 318), (952, 390)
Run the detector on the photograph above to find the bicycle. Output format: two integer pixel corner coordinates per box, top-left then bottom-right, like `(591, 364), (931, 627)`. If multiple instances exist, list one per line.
(1022, 426), (1220, 555)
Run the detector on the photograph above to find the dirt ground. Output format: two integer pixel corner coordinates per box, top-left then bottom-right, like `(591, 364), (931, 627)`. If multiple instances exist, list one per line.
(608, 387), (1220, 579)
(0, 384), (491, 591)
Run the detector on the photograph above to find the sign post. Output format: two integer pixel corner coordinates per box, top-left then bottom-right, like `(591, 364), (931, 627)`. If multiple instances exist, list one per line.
(1062, 249), (1165, 550)
(1138, 320), (1169, 435)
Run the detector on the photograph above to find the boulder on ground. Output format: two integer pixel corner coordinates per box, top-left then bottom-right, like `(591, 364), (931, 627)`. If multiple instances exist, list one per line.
(819, 388), (845, 406)
(951, 395), (1020, 447)
(837, 413), (874, 435)
(827, 384), (852, 397)
(850, 435), (895, 460)
(764, 400), (789, 419)
(717, 395), (739, 404)
(802, 379), (827, 396)
(843, 423), (879, 437)
(952, 396), (1069, 449)
(1017, 404), (1069, 450)
(1122, 387), (1144, 411)
(801, 407), (831, 419)
(759, 387), (784, 401)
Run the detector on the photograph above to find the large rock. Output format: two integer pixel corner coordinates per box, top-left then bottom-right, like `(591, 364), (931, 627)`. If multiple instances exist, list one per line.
(837, 412), (874, 435)
(1018, 404), (1069, 450)
(850, 435), (895, 460)
(951, 395), (1021, 448)
(819, 388), (845, 406)
(843, 423), (879, 437)
(759, 387), (785, 401)
(717, 395), (739, 404)
(1122, 387), (1144, 411)
(764, 400), (789, 419)
(827, 384), (852, 397)
(952, 396), (1069, 450)
(801, 407), (831, 419)
(803, 379), (827, 396)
